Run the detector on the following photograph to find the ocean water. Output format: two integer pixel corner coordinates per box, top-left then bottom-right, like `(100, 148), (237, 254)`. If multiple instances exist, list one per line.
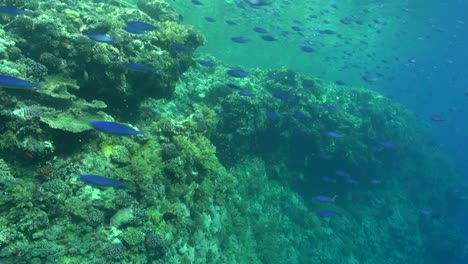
(0, 0), (467, 263)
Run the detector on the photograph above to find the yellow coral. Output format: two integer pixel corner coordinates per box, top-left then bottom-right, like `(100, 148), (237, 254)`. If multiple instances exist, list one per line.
(100, 141), (113, 158)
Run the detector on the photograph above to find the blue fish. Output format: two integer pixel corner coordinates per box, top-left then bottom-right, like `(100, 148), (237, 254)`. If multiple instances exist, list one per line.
(0, 74), (40, 89)
(420, 208), (433, 215)
(301, 46), (315, 52)
(123, 26), (146, 34)
(127, 62), (154, 72)
(314, 195), (336, 203)
(227, 69), (249, 78)
(0, 6), (26, 15)
(266, 111), (280, 119)
(80, 174), (127, 188)
(253, 27), (268, 33)
(370, 179), (382, 184)
(205, 17), (215, 23)
(126, 21), (157, 31)
(319, 29), (336, 35)
(239, 90), (254, 96)
(320, 105), (337, 111)
(379, 141), (397, 149)
(91, 121), (144, 136)
(335, 170), (350, 177)
(172, 43), (190, 51)
(335, 80), (346, 85)
(302, 79), (315, 88)
(322, 176), (336, 183)
(231, 36), (251, 43)
(226, 20), (237, 26)
(327, 131), (344, 138)
(245, 0), (271, 6)
(87, 34), (116, 43)
(291, 25), (305, 32)
(319, 153), (332, 160)
(272, 92), (299, 101)
(226, 83), (241, 90)
(197, 60), (216, 67)
(192, 0), (204, 5)
(316, 210), (340, 218)
(261, 35), (277, 41)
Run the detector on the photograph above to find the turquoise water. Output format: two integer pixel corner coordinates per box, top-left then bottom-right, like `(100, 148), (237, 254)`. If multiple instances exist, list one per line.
(0, 0), (466, 263)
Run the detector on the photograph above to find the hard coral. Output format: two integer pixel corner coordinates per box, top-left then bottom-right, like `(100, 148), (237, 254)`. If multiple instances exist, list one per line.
(85, 210), (105, 228)
(145, 233), (167, 258)
(136, 0), (180, 22)
(105, 243), (127, 261)
(123, 227), (145, 246)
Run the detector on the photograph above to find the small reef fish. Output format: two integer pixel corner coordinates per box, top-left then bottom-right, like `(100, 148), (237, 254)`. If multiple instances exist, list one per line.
(266, 111), (280, 119)
(316, 210), (340, 218)
(192, 0), (204, 5)
(125, 21), (158, 31)
(327, 131), (344, 138)
(226, 83), (241, 90)
(226, 20), (237, 26)
(227, 69), (249, 78)
(301, 46), (315, 52)
(322, 176), (336, 183)
(379, 141), (397, 149)
(197, 60), (216, 67)
(87, 34), (116, 43)
(80, 174), (127, 188)
(126, 62), (154, 72)
(335, 170), (350, 177)
(319, 153), (332, 160)
(370, 179), (382, 184)
(314, 195), (337, 203)
(0, 74), (40, 89)
(0, 6), (26, 15)
(205, 17), (215, 23)
(430, 115), (445, 122)
(245, 0), (271, 6)
(172, 43), (190, 51)
(302, 79), (315, 88)
(231, 36), (251, 43)
(123, 26), (146, 34)
(261, 35), (277, 41)
(239, 90), (254, 96)
(253, 27), (269, 33)
(419, 208), (433, 215)
(91, 121), (144, 136)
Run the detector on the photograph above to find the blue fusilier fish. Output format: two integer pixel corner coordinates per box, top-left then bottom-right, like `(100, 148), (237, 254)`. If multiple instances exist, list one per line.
(227, 69), (249, 78)
(314, 195), (337, 203)
(123, 25), (146, 34)
(242, 0), (271, 7)
(87, 34), (117, 43)
(316, 210), (340, 218)
(124, 21), (158, 34)
(0, 6), (26, 15)
(91, 121), (144, 136)
(80, 174), (128, 188)
(126, 21), (158, 31)
(126, 62), (154, 73)
(197, 60), (216, 67)
(0, 74), (40, 89)
(172, 43), (190, 51)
